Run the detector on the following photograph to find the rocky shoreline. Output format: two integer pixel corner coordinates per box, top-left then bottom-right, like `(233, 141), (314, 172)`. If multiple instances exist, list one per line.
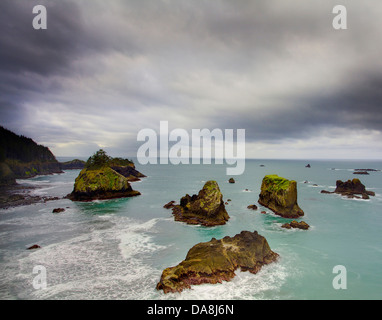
(0, 183), (60, 210)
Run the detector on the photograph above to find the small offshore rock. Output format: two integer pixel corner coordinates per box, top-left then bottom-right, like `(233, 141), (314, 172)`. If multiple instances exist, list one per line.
(322, 179), (375, 199)
(52, 208), (65, 213)
(247, 204), (258, 210)
(163, 201), (176, 209)
(282, 220), (310, 230)
(353, 171), (369, 175)
(27, 244), (41, 250)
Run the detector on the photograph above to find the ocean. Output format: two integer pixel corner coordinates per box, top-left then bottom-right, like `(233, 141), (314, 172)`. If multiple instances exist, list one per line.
(0, 159), (381, 300)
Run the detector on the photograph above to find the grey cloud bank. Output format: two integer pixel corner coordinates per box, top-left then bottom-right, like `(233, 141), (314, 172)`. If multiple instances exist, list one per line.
(1, 0), (381, 159)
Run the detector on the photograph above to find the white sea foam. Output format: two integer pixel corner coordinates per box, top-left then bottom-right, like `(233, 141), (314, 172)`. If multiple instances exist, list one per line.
(117, 218), (167, 260)
(10, 216), (167, 299)
(16, 179), (51, 185)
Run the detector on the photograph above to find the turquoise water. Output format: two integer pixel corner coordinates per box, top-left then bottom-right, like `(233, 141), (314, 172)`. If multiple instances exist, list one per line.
(0, 159), (381, 300)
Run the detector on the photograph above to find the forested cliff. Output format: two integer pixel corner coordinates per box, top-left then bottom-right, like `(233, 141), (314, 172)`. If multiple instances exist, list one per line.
(0, 126), (62, 185)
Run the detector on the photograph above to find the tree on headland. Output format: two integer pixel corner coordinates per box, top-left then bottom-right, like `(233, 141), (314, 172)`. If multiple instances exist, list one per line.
(0, 126), (56, 163)
(85, 149), (135, 170)
(85, 149), (112, 169)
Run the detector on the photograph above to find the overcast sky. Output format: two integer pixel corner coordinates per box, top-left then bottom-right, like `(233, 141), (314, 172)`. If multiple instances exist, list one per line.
(1, 0), (382, 159)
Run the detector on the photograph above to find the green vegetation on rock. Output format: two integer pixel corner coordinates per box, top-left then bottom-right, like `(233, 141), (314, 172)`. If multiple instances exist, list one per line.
(258, 174), (304, 218)
(263, 175), (294, 192)
(85, 149), (134, 170)
(156, 231), (279, 293)
(67, 149), (141, 201)
(171, 180), (229, 226)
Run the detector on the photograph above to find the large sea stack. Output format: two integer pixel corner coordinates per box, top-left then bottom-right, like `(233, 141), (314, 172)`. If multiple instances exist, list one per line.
(170, 180), (229, 226)
(67, 150), (141, 201)
(258, 175), (304, 218)
(156, 230), (279, 294)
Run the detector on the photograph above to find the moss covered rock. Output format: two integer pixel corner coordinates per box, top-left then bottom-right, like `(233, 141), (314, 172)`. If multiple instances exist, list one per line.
(258, 175), (304, 218)
(156, 230), (279, 293)
(67, 167), (140, 201)
(171, 180), (229, 226)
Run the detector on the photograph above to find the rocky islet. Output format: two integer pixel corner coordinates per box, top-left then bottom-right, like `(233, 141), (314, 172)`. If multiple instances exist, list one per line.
(67, 150), (144, 202)
(156, 230), (279, 294)
(169, 180), (230, 226)
(321, 178), (375, 199)
(258, 174), (304, 219)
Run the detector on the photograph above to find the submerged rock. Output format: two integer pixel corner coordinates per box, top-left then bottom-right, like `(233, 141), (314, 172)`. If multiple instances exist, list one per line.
(156, 230), (279, 294)
(258, 175), (304, 218)
(353, 171), (369, 175)
(321, 179), (375, 199)
(67, 167), (140, 201)
(170, 180), (229, 226)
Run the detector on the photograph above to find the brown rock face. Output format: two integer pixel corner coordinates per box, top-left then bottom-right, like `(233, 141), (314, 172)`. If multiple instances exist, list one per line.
(156, 230), (279, 294)
(170, 181), (230, 226)
(321, 179), (375, 199)
(258, 175), (304, 218)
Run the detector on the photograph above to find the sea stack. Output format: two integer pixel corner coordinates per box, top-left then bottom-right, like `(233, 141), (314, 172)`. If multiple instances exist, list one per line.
(67, 149), (141, 201)
(67, 167), (140, 201)
(156, 230), (279, 294)
(258, 175), (304, 218)
(170, 180), (229, 226)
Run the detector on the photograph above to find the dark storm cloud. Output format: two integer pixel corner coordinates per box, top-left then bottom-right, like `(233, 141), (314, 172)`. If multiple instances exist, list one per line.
(0, 0), (84, 76)
(214, 71), (382, 143)
(0, 0), (381, 157)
